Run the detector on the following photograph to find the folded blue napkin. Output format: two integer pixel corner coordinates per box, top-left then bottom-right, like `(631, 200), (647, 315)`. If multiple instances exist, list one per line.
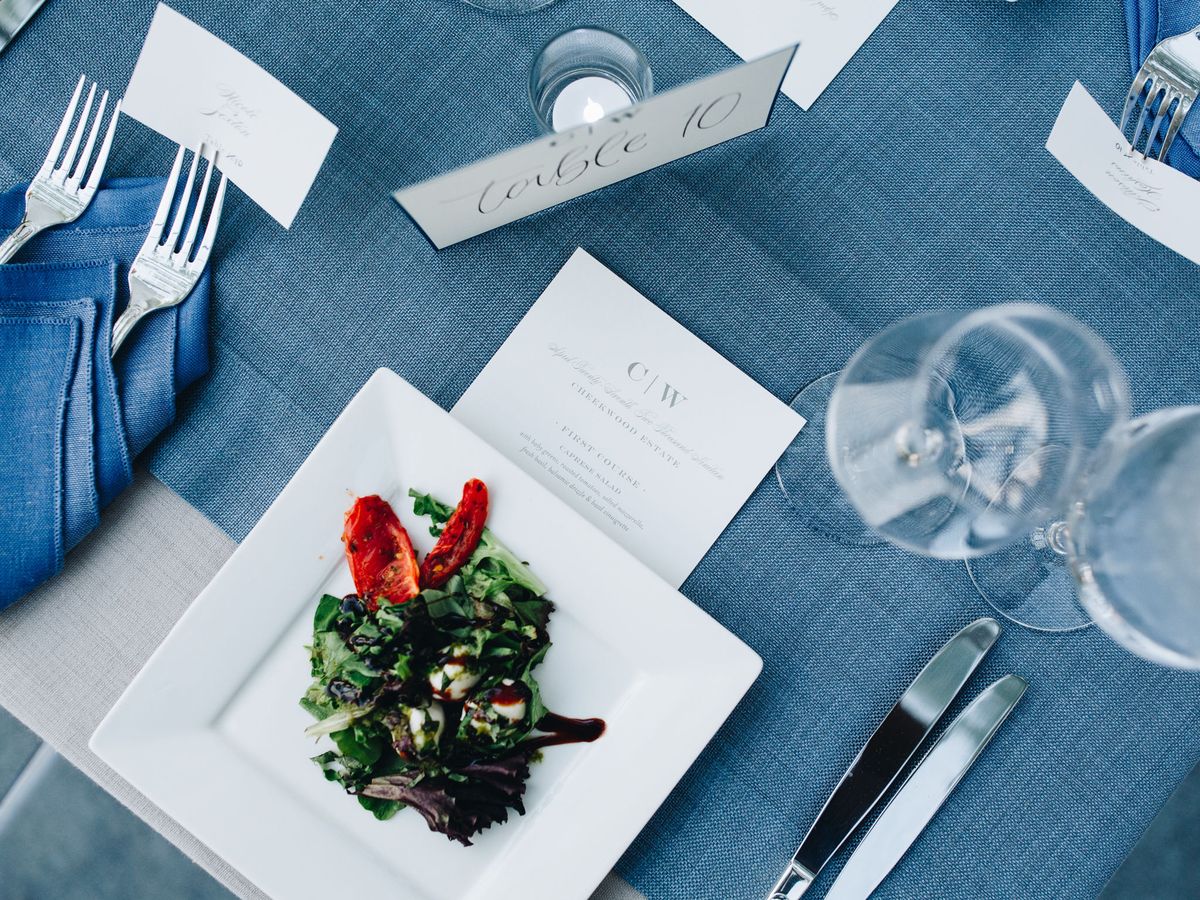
(0, 178), (212, 609)
(1125, 0), (1200, 177)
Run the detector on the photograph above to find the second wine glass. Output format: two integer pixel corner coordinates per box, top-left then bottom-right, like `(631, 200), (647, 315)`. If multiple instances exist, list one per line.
(1068, 406), (1200, 667)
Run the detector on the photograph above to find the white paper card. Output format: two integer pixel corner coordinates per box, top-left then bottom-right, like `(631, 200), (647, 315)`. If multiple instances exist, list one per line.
(394, 47), (795, 249)
(123, 4), (338, 228)
(452, 249), (805, 588)
(1047, 82), (1200, 266)
(672, 0), (899, 110)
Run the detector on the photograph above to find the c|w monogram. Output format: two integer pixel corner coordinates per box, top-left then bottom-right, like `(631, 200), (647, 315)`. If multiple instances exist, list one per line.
(627, 361), (687, 409)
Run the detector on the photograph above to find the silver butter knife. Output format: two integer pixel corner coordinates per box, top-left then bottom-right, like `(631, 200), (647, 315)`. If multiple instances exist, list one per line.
(822, 674), (1028, 900)
(765, 617), (1000, 900)
(0, 0), (47, 53)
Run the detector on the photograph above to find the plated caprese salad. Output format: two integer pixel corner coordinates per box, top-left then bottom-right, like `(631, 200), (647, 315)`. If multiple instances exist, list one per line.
(300, 479), (603, 845)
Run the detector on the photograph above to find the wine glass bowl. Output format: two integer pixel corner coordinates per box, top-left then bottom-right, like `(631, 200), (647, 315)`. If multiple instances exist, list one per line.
(1069, 407), (1200, 668)
(827, 305), (1130, 560)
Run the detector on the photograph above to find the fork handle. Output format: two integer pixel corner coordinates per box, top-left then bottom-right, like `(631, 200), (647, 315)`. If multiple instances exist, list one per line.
(110, 302), (151, 359)
(0, 217), (42, 264)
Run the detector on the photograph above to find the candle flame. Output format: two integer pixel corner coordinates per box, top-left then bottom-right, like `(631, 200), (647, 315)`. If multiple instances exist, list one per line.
(582, 97), (606, 124)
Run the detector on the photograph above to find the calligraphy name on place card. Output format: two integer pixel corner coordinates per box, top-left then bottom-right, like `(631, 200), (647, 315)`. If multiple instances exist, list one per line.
(393, 46), (795, 250)
(123, 4), (337, 229)
(1047, 81), (1200, 266)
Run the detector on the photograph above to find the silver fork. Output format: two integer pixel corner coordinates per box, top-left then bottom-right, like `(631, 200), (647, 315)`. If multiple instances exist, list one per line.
(0, 74), (122, 263)
(1120, 25), (1200, 162)
(110, 144), (227, 357)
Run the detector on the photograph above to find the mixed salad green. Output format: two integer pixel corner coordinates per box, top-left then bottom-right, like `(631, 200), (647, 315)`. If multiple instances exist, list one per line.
(300, 487), (572, 845)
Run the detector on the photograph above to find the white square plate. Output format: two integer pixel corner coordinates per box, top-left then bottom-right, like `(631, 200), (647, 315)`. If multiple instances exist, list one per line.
(91, 369), (762, 900)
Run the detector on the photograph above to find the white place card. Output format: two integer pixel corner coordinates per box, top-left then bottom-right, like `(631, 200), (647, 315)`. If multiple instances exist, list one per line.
(123, 4), (338, 228)
(672, 0), (900, 110)
(394, 47), (796, 249)
(1047, 81), (1200, 266)
(452, 249), (806, 588)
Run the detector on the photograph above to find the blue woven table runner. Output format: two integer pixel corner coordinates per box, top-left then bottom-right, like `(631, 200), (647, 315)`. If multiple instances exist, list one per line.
(3, 1), (1200, 897)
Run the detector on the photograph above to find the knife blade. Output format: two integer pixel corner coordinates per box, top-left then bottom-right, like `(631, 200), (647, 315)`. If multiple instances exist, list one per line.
(765, 617), (1001, 900)
(0, 0), (47, 53)
(821, 674), (1028, 900)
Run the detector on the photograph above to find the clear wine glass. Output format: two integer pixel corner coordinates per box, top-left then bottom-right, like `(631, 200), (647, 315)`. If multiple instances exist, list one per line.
(824, 305), (1129, 583)
(1067, 406), (1200, 667)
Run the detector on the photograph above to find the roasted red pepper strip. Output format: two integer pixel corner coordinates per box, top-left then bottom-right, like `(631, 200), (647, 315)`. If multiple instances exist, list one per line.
(343, 495), (421, 609)
(420, 479), (488, 589)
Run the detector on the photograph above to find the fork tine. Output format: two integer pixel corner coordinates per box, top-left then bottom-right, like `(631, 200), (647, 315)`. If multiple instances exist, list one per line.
(1143, 88), (1176, 159)
(54, 81), (96, 183)
(1129, 83), (1160, 154)
(175, 151), (215, 262)
(66, 89), (107, 189)
(187, 165), (226, 274)
(1157, 92), (1196, 162)
(161, 147), (201, 254)
(1120, 68), (1153, 132)
(138, 145), (186, 255)
(36, 75), (85, 180)
(80, 98), (121, 196)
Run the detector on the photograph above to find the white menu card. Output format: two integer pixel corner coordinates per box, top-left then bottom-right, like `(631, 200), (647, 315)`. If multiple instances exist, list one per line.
(453, 249), (805, 587)
(1047, 82), (1200, 266)
(123, 4), (338, 228)
(672, 0), (900, 110)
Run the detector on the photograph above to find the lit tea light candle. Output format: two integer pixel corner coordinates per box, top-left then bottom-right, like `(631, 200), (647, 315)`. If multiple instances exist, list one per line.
(550, 75), (633, 131)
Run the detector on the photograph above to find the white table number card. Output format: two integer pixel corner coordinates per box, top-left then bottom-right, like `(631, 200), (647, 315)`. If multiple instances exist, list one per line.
(672, 0), (900, 110)
(394, 46), (796, 249)
(453, 249), (806, 587)
(1048, 82), (1200, 266)
(124, 3), (338, 228)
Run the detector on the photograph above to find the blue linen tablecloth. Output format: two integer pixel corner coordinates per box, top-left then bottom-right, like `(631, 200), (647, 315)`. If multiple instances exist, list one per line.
(3, 1), (1200, 898)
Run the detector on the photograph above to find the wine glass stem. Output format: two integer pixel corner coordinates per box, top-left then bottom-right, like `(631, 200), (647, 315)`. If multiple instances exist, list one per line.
(894, 423), (946, 466)
(1032, 520), (1070, 556)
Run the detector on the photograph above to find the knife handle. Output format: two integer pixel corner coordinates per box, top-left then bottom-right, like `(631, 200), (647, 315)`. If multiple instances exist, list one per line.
(766, 862), (816, 900)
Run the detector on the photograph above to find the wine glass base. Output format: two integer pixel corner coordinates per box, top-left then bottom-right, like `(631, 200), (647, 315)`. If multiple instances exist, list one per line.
(966, 525), (1092, 633)
(462, 0), (560, 13)
(776, 372), (886, 547)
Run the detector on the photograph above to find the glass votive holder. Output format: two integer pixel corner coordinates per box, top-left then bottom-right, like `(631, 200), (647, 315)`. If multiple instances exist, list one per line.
(529, 27), (654, 133)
